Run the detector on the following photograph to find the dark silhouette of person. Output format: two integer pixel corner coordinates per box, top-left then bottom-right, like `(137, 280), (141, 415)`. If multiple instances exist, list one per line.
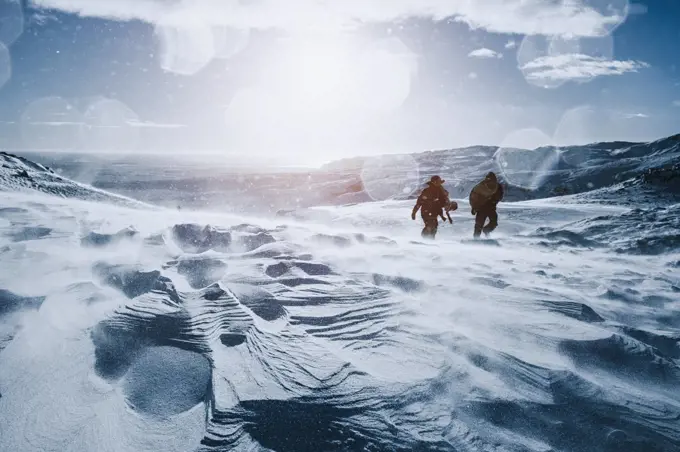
(469, 172), (504, 238)
(412, 175), (450, 239)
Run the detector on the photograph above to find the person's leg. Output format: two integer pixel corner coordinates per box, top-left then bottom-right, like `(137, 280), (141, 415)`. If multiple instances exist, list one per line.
(474, 210), (487, 238)
(422, 218), (438, 239)
(421, 210), (434, 238)
(421, 212), (430, 238)
(482, 209), (498, 236)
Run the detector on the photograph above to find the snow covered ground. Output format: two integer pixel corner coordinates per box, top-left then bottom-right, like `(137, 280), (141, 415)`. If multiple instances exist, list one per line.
(0, 146), (679, 451)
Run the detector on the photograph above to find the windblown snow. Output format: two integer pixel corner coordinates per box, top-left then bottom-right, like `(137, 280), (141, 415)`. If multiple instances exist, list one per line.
(0, 137), (679, 452)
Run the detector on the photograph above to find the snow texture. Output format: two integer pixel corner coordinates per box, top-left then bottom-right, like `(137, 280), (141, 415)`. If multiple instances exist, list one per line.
(0, 136), (679, 451)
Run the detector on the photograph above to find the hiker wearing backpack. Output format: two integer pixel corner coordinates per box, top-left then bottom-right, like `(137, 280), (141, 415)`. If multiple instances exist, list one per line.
(469, 172), (504, 238)
(411, 175), (452, 239)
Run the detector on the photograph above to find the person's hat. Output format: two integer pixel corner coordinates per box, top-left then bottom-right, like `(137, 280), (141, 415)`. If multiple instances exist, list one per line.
(485, 172), (497, 181)
(429, 175), (445, 184)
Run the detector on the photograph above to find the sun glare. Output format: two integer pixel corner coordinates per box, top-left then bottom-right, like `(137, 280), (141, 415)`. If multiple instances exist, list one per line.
(296, 50), (349, 108)
(223, 33), (416, 161)
(262, 34), (415, 115)
(276, 36), (356, 112)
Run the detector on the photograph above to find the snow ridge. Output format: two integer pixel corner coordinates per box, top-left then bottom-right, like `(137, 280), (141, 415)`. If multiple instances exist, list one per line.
(0, 151), (151, 208)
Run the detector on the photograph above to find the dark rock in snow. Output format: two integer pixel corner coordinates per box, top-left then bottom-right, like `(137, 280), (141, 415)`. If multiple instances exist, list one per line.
(171, 223), (232, 253)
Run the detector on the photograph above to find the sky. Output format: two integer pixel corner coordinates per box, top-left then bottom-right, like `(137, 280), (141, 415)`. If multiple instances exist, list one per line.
(0, 0), (679, 165)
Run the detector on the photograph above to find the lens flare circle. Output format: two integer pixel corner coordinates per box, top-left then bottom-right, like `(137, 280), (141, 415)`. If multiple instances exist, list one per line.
(517, 35), (564, 89)
(20, 97), (83, 150)
(212, 26), (250, 59)
(518, 32), (614, 89)
(353, 37), (416, 113)
(495, 128), (560, 190)
(0, 0), (24, 47)
(585, 0), (631, 36)
(81, 98), (140, 152)
(360, 154), (420, 201)
(0, 42), (10, 91)
(554, 106), (603, 167)
(155, 20), (217, 76)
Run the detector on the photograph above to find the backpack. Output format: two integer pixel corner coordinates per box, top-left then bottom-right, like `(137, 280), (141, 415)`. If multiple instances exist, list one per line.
(469, 179), (498, 211)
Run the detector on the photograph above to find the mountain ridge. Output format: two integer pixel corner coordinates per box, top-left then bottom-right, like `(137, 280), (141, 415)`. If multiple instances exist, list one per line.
(4, 132), (679, 211)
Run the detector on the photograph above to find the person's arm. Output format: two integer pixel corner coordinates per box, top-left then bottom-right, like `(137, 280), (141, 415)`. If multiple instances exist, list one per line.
(496, 184), (505, 203)
(441, 188), (451, 204)
(411, 199), (421, 220)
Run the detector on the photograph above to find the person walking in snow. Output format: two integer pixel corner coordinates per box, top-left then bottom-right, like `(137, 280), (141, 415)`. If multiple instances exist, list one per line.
(469, 172), (504, 238)
(411, 175), (451, 239)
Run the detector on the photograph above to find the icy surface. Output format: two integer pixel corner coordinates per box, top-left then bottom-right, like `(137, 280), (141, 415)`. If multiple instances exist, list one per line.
(0, 148), (679, 452)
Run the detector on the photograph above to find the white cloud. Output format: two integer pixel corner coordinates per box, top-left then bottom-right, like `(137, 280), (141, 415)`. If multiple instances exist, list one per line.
(521, 54), (649, 83)
(126, 120), (186, 128)
(505, 40), (517, 49)
(30, 11), (59, 25)
(28, 121), (82, 126)
(468, 72), (478, 79)
(29, 0), (629, 37)
(623, 113), (649, 119)
(673, 100), (680, 107)
(23, 120), (185, 128)
(468, 47), (502, 59)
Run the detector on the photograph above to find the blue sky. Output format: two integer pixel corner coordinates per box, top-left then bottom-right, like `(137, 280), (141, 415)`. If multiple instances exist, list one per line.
(0, 1), (679, 164)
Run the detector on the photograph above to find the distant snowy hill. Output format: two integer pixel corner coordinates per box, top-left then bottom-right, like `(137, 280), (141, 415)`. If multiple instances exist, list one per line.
(322, 133), (680, 204)
(0, 152), (150, 208)
(14, 133), (680, 212)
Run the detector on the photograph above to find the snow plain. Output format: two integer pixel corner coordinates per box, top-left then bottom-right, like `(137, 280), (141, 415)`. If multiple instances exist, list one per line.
(0, 141), (679, 451)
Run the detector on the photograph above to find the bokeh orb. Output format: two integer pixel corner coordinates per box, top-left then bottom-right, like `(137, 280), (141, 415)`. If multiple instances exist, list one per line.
(20, 97), (83, 150)
(360, 154), (420, 201)
(583, 0), (630, 36)
(212, 26), (250, 60)
(81, 98), (140, 152)
(495, 128), (560, 190)
(554, 106), (603, 167)
(518, 32), (615, 88)
(0, 0), (24, 47)
(353, 37), (416, 112)
(517, 35), (569, 90)
(155, 20), (217, 76)
(0, 42), (10, 91)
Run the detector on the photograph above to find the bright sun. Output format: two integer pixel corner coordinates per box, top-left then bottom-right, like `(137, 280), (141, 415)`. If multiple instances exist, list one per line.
(248, 33), (416, 116)
(223, 33), (417, 160)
